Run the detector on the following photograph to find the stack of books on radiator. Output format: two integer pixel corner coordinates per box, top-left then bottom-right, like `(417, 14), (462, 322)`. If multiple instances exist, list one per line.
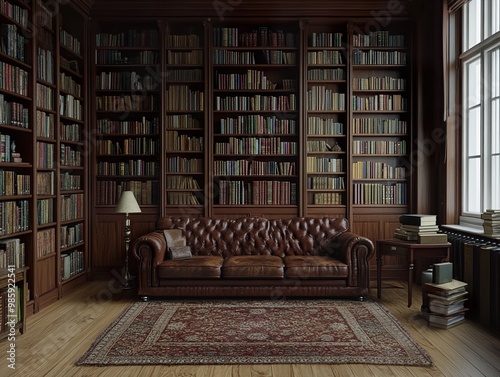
(481, 209), (500, 238)
(394, 214), (448, 244)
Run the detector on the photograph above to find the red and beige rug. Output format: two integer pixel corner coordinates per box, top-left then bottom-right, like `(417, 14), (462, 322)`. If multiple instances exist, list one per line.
(76, 299), (432, 366)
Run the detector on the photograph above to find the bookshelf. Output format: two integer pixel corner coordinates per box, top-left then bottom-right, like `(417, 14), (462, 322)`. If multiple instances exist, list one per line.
(57, 2), (88, 294)
(0, 0), (89, 314)
(33, 0), (59, 310)
(304, 21), (347, 218)
(350, 27), (410, 211)
(93, 23), (161, 208)
(91, 20), (161, 276)
(164, 20), (207, 216)
(0, 0), (32, 312)
(210, 21), (300, 218)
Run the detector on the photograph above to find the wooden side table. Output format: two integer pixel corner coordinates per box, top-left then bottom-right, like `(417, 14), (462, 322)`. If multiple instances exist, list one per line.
(376, 239), (451, 307)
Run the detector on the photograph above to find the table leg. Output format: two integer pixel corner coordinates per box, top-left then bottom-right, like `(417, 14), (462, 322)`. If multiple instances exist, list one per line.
(408, 261), (414, 307)
(377, 251), (382, 299)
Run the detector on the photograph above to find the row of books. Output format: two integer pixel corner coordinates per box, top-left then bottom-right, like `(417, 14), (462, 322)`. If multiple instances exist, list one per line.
(217, 180), (297, 205)
(61, 250), (84, 281)
(307, 50), (343, 65)
(213, 160), (295, 176)
(0, 237), (24, 268)
(0, 199), (29, 235)
(0, 94), (29, 128)
(215, 137), (297, 155)
(60, 194), (84, 222)
(214, 94), (296, 111)
(353, 182), (406, 205)
(219, 115), (297, 135)
(0, 62), (29, 96)
(96, 180), (159, 205)
(306, 87), (345, 111)
(0, 170), (30, 196)
(36, 228), (55, 259)
(352, 94), (407, 111)
(307, 68), (345, 81)
(353, 76), (406, 91)
(352, 139), (406, 155)
(352, 161), (406, 180)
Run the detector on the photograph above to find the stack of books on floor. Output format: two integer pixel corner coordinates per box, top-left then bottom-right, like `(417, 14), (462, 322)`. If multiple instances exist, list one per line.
(394, 214), (448, 244)
(481, 209), (500, 238)
(421, 279), (468, 329)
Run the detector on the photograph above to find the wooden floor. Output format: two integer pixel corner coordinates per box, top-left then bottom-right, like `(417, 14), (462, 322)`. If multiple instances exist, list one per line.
(1, 280), (499, 377)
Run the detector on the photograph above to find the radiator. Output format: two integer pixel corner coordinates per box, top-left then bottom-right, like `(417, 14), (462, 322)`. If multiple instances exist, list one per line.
(442, 229), (500, 332)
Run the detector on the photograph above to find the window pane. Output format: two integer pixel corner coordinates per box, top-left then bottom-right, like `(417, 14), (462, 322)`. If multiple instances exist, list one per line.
(467, 106), (481, 156)
(492, 155), (500, 209)
(465, 0), (482, 49)
(491, 0), (500, 36)
(489, 47), (499, 98)
(466, 59), (481, 108)
(492, 98), (499, 154)
(467, 158), (481, 212)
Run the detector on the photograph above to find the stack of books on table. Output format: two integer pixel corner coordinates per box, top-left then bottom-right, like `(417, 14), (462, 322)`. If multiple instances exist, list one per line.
(481, 209), (500, 238)
(394, 214), (448, 244)
(422, 279), (468, 329)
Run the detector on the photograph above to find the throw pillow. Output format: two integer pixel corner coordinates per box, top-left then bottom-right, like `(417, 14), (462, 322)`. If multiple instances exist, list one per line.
(163, 229), (186, 247)
(169, 245), (192, 260)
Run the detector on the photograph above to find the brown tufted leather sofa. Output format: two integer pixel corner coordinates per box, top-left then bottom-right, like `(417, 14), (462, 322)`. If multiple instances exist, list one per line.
(131, 217), (374, 301)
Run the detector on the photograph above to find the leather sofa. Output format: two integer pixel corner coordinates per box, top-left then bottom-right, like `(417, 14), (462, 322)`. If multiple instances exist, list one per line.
(131, 216), (375, 301)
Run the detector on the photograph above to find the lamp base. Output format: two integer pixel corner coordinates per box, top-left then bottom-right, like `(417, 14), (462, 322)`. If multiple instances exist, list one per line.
(122, 270), (135, 290)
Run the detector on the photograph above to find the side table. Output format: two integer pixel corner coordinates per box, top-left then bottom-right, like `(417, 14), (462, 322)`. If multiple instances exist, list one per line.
(0, 267), (29, 339)
(376, 239), (451, 307)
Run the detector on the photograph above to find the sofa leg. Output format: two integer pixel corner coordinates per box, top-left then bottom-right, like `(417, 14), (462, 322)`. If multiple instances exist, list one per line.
(141, 296), (148, 302)
(358, 296), (366, 302)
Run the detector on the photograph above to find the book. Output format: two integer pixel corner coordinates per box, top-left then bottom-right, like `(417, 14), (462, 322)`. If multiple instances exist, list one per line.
(399, 214), (437, 226)
(428, 313), (466, 329)
(433, 262), (453, 284)
(429, 298), (468, 315)
(425, 279), (468, 296)
(427, 290), (468, 303)
(418, 233), (448, 244)
(400, 224), (440, 232)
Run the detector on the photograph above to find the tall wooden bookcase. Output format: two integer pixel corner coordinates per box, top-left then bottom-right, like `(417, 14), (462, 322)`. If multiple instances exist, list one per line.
(0, 0), (89, 314)
(89, 17), (413, 277)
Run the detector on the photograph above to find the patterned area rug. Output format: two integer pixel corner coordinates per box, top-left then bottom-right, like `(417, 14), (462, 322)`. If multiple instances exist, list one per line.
(77, 300), (432, 366)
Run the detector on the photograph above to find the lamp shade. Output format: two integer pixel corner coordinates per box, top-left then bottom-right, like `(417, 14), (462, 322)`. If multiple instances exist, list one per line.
(115, 191), (142, 214)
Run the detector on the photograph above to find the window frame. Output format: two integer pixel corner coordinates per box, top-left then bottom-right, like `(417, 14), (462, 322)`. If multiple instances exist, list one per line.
(459, 0), (500, 225)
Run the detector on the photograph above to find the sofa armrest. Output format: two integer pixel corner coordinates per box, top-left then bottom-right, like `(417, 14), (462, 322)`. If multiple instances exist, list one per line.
(326, 231), (375, 288)
(131, 230), (166, 288)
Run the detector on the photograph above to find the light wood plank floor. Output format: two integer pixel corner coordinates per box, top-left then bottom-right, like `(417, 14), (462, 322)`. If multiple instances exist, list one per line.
(1, 280), (499, 377)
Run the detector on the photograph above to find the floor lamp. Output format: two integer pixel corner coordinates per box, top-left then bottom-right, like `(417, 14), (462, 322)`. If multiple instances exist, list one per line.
(115, 191), (141, 289)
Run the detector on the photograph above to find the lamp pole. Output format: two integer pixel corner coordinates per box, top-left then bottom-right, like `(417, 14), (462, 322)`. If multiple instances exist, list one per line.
(123, 213), (133, 289)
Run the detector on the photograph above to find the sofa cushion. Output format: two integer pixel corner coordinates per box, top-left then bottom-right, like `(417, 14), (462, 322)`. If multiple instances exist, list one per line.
(283, 256), (348, 279)
(223, 255), (284, 279)
(158, 256), (223, 279)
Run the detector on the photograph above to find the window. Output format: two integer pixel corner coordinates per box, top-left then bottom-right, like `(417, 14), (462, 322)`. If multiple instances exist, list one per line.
(461, 0), (500, 221)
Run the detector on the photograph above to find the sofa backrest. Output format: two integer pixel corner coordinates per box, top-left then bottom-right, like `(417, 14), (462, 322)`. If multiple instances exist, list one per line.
(155, 217), (348, 257)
